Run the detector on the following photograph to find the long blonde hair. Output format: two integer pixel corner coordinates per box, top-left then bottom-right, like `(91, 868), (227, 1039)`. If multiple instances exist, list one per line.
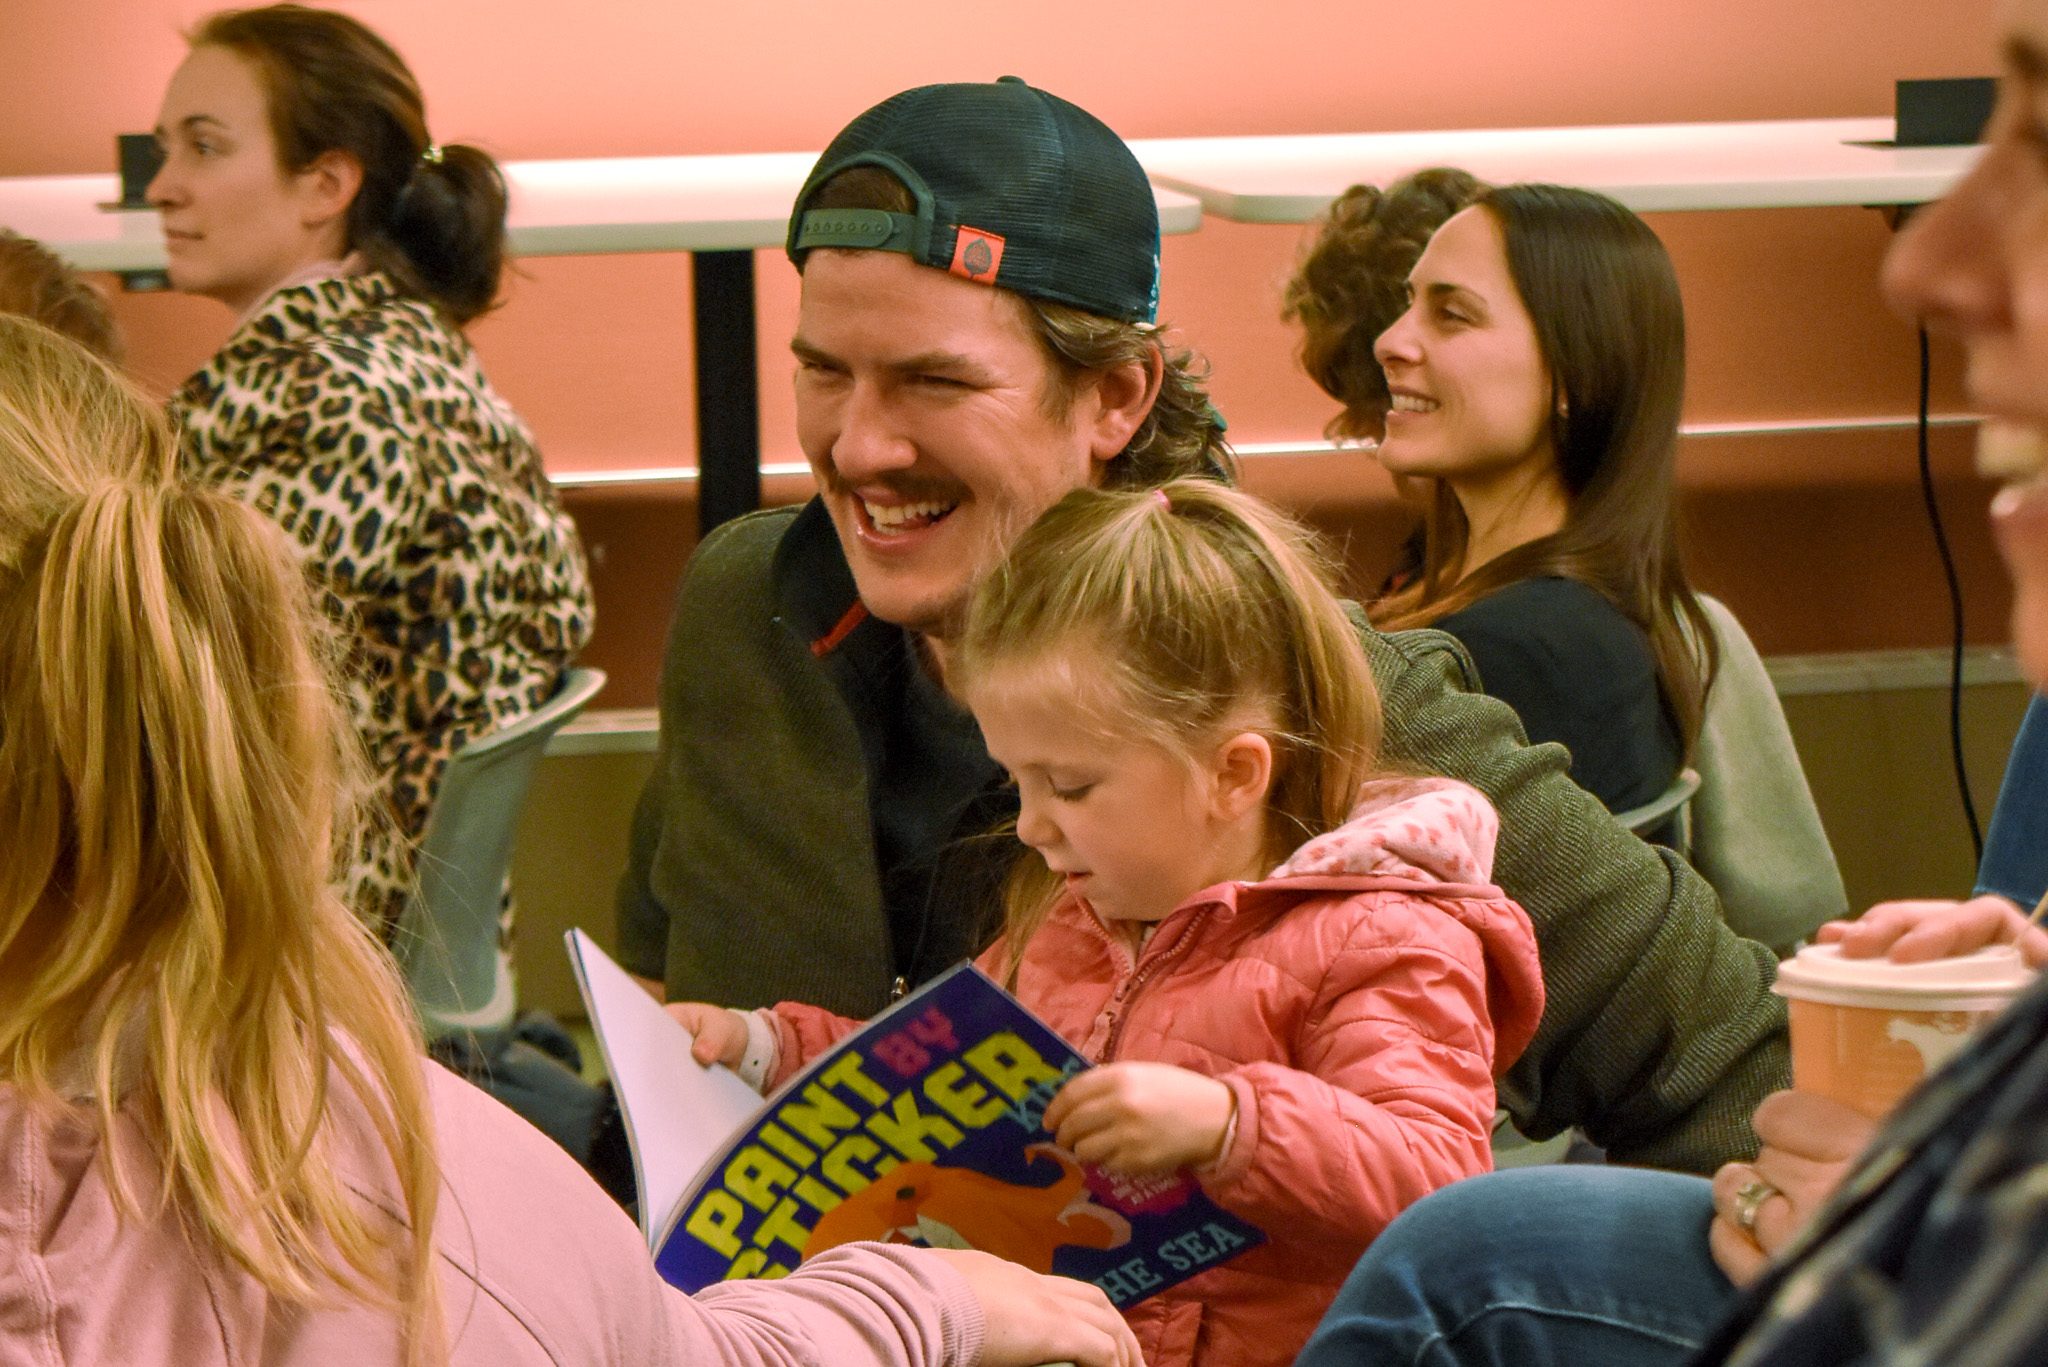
(953, 479), (1383, 975)
(0, 317), (444, 1364)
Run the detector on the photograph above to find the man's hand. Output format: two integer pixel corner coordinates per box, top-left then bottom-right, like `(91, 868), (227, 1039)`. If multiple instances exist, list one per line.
(1819, 894), (2048, 968)
(922, 1248), (1142, 1367)
(632, 973), (666, 1003)
(1041, 1062), (1235, 1177)
(1708, 1090), (1877, 1286)
(663, 1001), (750, 1068)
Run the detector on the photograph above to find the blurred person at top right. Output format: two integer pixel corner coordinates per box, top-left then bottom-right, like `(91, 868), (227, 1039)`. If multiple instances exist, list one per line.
(1290, 181), (1714, 833)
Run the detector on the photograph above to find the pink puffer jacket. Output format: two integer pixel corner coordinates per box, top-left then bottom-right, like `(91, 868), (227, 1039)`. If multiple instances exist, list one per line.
(775, 775), (1545, 1367)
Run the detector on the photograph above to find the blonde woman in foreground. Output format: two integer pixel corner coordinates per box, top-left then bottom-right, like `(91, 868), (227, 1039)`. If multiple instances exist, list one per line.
(0, 315), (1138, 1367)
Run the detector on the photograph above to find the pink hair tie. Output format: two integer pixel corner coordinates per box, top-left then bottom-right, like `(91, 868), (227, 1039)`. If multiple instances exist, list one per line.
(1152, 488), (1171, 512)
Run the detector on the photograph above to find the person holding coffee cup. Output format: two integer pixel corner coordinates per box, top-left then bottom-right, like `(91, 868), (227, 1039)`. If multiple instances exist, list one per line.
(1702, 901), (2048, 1289)
(1295, 2), (2048, 1360)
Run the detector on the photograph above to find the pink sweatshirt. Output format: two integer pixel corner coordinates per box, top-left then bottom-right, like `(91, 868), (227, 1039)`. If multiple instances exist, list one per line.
(0, 1061), (983, 1366)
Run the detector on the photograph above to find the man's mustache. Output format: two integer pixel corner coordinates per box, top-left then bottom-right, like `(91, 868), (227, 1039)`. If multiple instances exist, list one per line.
(819, 468), (971, 505)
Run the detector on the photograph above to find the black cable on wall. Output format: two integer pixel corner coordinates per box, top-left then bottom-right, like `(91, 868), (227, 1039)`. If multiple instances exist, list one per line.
(1915, 324), (1984, 865)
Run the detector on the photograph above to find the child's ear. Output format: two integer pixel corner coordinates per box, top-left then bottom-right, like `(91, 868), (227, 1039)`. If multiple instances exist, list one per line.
(1209, 731), (1274, 822)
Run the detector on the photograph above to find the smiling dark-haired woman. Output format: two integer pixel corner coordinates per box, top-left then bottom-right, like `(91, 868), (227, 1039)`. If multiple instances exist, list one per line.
(1371, 185), (1713, 828)
(1291, 177), (1849, 951)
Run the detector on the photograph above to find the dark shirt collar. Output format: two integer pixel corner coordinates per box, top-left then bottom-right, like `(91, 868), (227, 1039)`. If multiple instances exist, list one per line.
(772, 496), (881, 656)
(767, 494), (1013, 986)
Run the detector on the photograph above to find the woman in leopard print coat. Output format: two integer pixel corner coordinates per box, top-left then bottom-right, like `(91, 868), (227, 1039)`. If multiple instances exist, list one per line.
(150, 6), (593, 949)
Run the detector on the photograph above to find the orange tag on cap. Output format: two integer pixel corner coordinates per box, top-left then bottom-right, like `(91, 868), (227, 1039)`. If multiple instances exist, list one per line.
(949, 227), (1005, 284)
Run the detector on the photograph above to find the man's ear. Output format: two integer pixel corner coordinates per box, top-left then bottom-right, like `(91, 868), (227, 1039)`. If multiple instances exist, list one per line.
(1083, 341), (1166, 465)
(296, 149), (363, 234)
(1208, 730), (1274, 824)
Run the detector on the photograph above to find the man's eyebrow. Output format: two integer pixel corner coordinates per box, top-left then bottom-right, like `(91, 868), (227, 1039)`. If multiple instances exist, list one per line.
(888, 349), (989, 378)
(2006, 35), (2048, 82)
(789, 339), (994, 380)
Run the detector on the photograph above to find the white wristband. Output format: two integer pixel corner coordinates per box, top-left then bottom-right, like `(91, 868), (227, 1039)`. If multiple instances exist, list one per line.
(736, 1009), (779, 1092)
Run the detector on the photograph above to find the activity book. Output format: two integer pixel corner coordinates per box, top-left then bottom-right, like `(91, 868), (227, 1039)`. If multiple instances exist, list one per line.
(565, 930), (1264, 1305)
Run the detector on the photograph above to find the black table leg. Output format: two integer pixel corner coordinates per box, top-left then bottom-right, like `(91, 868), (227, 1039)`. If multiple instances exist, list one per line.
(692, 248), (761, 535)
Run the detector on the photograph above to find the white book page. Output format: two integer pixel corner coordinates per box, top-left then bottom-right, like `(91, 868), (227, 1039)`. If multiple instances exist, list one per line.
(564, 929), (764, 1250)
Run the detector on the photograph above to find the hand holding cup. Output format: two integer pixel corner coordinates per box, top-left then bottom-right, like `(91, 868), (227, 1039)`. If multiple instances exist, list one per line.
(1819, 894), (2048, 968)
(1708, 1090), (1876, 1286)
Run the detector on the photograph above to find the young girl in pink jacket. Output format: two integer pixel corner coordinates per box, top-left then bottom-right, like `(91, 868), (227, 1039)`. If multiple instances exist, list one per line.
(674, 478), (1547, 1367)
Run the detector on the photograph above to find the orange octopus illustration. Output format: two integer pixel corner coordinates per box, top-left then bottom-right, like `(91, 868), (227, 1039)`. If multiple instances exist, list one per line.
(802, 1143), (1131, 1272)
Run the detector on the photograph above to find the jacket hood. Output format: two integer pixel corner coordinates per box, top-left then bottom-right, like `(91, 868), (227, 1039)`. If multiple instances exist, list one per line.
(1270, 775), (1498, 887)
(1260, 776), (1543, 1072)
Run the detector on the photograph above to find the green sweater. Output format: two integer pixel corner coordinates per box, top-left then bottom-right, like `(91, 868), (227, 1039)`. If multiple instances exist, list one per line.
(617, 506), (1788, 1174)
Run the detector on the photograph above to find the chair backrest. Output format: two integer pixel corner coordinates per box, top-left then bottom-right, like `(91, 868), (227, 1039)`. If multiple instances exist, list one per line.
(396, 667), (607, 1036)
(1613, 766), (1702, 844)
(1688, 596), (1849, 953)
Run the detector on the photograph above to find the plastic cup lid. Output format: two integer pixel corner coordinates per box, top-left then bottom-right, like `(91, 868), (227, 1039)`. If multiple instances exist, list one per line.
(1773, 942), (2035, 1012)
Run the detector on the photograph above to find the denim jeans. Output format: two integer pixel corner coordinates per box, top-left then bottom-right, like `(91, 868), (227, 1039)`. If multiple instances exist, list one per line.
(1978, 692), (2048, 910)
(1295, 1166), (1736, 1367)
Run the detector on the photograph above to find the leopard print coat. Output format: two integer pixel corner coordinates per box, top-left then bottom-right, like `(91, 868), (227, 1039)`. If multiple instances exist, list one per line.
(169, 272), (594, 938)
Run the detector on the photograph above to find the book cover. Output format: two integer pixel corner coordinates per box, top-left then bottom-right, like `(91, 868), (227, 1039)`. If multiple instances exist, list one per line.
(566, 930), (1264, 1307)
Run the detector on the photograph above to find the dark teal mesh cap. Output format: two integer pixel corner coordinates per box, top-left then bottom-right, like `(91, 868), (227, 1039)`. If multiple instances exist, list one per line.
(786, 77), (1161, 324)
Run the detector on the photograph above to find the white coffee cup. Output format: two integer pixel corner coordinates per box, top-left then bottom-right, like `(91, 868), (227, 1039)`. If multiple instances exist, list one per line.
(1773, 943), (2033, 1119)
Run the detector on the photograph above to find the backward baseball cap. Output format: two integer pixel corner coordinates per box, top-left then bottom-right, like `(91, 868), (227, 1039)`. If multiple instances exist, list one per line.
(786, 77), (1161, 325)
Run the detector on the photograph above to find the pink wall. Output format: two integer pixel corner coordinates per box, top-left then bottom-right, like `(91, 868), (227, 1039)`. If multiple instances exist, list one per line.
(0, 0), (2009, 702)
(0, 0), (1999, 172)
(2, 0), (1997, 458)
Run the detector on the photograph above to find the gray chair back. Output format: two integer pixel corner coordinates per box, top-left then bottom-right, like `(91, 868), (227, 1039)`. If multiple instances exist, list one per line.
(1688, 596), (1849, 953)
(1613, 767), (1703, 847)
(397, 667), (607, 1037)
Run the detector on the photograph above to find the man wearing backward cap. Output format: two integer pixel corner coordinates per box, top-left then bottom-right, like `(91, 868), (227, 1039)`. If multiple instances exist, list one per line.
(614, 76), (1787, 1176)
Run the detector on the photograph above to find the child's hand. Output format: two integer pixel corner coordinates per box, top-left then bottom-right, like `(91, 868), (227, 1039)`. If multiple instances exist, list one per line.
(664, 1002), (750, 1068)
(1042, 1062), (1235, 1177)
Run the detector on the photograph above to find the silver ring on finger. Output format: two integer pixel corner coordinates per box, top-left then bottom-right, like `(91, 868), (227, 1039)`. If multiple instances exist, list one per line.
(1731, 1177), (1780, 1235)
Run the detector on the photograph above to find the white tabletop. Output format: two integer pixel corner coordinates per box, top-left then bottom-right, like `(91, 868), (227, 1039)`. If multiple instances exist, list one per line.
(1130, 117), (1983, 223)
(0, 151), (1203, 272)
